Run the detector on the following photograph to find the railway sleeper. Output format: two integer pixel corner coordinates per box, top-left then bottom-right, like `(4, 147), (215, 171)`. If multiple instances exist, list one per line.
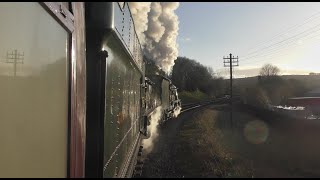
(133, 169), (143, 178)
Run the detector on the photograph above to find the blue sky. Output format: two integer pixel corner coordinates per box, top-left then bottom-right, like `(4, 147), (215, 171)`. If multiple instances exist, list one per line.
(176, 2), (320, 78)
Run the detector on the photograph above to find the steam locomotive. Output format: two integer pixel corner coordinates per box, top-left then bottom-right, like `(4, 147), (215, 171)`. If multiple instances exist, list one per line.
(0, 2), (180, 178)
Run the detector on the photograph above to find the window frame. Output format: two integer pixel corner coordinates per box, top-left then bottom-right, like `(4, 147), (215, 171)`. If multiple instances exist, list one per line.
(39, 2), (86, 178)
(40, 2), (74, 33)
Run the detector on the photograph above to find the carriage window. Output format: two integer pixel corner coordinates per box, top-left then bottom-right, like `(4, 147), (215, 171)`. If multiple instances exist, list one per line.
(0, 2), (68, 177)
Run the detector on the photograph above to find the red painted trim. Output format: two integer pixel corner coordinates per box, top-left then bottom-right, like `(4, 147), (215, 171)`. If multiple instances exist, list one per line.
(69, 2), (86, 178)
(288, 97), (320, 106)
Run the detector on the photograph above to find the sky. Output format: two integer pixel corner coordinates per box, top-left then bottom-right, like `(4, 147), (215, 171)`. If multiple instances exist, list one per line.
(176, 2), (320, 78)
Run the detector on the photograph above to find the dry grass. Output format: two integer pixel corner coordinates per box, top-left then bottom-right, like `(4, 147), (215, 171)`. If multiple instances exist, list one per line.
(175, 108), (254, 178)
(174, 103), (320, 178)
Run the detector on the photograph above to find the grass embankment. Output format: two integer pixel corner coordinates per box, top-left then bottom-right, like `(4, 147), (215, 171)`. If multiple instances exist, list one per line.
(175, 103), (320, 178)
(174, 106), (254, 178)
(178, 90), (210, 104)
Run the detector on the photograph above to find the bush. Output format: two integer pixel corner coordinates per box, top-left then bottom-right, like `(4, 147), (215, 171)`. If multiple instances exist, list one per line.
(243, 86), (271, 109)
(179, 89), (210, 104)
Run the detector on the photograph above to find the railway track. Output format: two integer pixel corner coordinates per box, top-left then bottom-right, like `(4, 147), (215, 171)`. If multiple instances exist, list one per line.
(181, 96), (229, 113)
(133, 96), (233, 177)
(137, 97), (232, 178)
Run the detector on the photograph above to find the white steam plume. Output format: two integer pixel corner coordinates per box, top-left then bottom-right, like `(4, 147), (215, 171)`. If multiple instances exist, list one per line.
(128, 2), (151, 45)
(129, 2), (180, 74)
(143, 106), (162, 154)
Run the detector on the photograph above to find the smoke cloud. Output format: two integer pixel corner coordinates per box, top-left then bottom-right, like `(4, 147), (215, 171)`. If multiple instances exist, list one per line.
(128, 2), (151, 45)
(129, 2), (180, 74)
(142, 106), (162, 154)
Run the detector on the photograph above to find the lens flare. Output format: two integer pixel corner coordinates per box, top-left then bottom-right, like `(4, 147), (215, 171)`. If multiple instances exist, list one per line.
(244, 120), (269, 144)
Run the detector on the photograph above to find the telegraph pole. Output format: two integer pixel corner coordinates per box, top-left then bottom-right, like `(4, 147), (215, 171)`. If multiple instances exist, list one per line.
(6, 50), (24, 77)
(223, 53), (239, 129)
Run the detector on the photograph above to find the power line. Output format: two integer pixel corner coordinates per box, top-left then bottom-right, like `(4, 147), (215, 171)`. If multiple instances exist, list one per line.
(242, 12), (320, 54)
(242, 31), (320, 62)
(240, 10), (320, 57)
(241, 31), (320, 65)
(242, 22), (320, 60)
(241, 51), (291, 66)
(241, 23), (320, 62)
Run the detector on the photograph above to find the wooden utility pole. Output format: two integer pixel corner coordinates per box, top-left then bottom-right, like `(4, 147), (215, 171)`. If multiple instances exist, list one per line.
(6, 50), (24, 77)
(223, 53), (239, 129)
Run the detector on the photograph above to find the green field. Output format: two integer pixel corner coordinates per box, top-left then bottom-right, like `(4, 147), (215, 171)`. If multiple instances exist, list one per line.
(178, 90), (210, 104)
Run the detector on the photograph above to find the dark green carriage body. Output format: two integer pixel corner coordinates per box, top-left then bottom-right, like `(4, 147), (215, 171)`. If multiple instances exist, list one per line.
(85, 2), (181, 177)
(85, 2), (145, 178)
(103, 32), (143, 178)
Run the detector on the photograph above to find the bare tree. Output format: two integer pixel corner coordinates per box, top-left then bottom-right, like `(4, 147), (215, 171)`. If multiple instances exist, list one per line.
(259, 64), (280, 77)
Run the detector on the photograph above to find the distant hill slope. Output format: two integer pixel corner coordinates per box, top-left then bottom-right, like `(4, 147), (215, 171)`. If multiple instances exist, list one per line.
(231, 75), (320, 90)
(305, 87), (320, 97)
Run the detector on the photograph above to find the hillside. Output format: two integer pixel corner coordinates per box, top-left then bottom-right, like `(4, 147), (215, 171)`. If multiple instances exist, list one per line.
(232, 75), (320, 91)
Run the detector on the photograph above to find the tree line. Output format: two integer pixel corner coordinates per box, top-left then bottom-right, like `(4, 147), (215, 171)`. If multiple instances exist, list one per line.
(145, 56), (312, 107)
(145, 56), (227, 98)
(242, 63), (310, 108)
(170, 56), (225, 97)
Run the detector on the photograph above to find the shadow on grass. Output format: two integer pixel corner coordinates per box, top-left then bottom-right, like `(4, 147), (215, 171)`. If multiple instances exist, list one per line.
(213, 103), (320, 178)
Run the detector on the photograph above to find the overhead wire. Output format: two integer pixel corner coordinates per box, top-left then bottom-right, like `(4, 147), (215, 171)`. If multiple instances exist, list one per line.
(240, 10), (320, 58)
(241, 31), (320, 65)
(241, 29), (320, 62)
(241, 22), (320, 62)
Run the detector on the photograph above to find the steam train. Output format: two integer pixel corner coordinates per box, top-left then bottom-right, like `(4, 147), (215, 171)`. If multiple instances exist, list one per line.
(0, 2), (180, 178)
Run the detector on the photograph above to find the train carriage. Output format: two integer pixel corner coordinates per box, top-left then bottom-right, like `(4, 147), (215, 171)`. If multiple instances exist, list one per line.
(0, 2), (180, 178)
(85, 2), (146, 178)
